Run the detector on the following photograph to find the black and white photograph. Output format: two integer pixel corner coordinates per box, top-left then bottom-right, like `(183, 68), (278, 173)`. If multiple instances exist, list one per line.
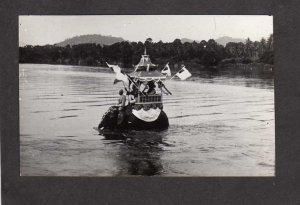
(19, 15), (274, 176)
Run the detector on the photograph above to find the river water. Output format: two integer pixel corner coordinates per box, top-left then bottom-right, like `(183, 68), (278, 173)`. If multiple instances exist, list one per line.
(20, 64), (274, 176)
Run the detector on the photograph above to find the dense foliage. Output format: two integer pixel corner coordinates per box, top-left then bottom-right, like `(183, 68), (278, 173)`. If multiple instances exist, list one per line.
(19, 35), (273, 68)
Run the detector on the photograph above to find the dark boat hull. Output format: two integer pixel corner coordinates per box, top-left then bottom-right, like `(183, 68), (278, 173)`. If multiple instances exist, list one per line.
(98, 106), (169, 131)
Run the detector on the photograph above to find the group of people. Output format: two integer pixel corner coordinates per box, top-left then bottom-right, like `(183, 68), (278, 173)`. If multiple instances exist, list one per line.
(117, 80), (171, 110)
(115, 80), (172, 125)
(117, 89), (134, 109)
(138, 81), (156, 95)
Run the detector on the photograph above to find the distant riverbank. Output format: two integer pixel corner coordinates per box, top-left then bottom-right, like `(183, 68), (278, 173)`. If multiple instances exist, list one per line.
(20, 61), (273, 78)
(19, 34), (274, 76)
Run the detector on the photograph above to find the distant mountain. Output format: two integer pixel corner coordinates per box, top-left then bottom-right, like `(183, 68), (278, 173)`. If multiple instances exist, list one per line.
(181, 36), (244, 46)
(55, 34), (126, 47)
(180, 38), (200, 43)
(215, 36), (245, 46)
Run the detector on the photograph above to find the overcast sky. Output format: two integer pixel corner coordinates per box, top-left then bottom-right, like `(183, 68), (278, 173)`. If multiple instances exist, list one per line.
(19, 15), (273, 46)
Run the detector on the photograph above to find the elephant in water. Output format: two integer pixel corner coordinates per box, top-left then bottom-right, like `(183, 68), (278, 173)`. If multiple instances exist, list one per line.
(98, 106), (120, 129)
(98, 106), (132, 130)
(98, 106), (169, 131)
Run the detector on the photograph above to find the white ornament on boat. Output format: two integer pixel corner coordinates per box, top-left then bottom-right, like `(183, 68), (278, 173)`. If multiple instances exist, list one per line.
(132, 108), (162, 122)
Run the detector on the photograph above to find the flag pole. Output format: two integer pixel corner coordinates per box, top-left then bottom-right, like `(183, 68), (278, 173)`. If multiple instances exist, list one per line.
(126, 75), (145, 96)
(170, 74), (176, 80)
(106, 62), (145, 96)
(162, 82), (172, 95)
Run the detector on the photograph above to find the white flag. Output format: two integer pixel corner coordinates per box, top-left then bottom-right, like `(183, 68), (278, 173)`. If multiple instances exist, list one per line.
(161, 63), (171, 77)
(106, 62), (121, 73)
(106, 62), (129, 88)
(175, 67), (192, 80)
(114, 72), (129, 88)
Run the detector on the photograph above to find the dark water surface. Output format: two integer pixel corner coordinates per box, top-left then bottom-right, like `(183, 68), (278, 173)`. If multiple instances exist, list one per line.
(20, 64), (274, 176)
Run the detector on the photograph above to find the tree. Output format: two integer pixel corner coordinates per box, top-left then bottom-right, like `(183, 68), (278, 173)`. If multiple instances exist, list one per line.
(172, 39), (183, 61)
(145, 38), (153, 44)
(244, 38), (253, 58)
(19, 34), (274, 67)
(201, 51), (217, 66)
(259, 37), (267, 58)
(267, 34), (273, 51)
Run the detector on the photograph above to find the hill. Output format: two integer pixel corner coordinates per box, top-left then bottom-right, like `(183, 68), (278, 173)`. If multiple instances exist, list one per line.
(55, 34), (125, 47)
(181, 38), (200, 43)
(181, 36), (244, 46)
(215, 36), (245, 46)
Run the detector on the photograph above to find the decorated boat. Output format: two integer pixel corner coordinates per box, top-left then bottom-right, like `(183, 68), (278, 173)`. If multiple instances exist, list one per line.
(97, 49), (191, 132)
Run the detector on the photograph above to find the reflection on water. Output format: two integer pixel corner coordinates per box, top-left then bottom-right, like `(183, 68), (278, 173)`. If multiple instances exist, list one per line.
(20, 64), (274, 176)
(109, 131), (167, 176)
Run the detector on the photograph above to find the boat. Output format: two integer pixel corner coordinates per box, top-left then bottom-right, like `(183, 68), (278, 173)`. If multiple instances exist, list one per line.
(97, 50), (171, 131)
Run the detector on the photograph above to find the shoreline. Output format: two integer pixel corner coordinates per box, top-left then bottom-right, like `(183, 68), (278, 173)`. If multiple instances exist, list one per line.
(19, 62), (274, 77)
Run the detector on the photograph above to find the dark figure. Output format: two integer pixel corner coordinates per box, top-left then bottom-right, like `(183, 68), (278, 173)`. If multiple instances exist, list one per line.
(125, 85), (138, 98)
(98, 89), (128, 130)
(131, 85), (139, 97)
(117, 89), (127, 125)
(147, 81), (156, 95)
(118, 89), (126, 109)
(98, 89), (127, 130)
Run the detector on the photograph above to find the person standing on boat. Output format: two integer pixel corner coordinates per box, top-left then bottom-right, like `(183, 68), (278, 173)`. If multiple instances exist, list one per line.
(98, 89), (126, 129)
(124, 90), (136, 119)
(117, 89), (127, 110)
(117, 89), (127, 125)
(127, 94), (136, 105)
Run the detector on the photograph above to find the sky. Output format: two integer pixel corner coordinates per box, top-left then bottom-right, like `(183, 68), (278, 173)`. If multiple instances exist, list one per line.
(19, 15), (273, 46)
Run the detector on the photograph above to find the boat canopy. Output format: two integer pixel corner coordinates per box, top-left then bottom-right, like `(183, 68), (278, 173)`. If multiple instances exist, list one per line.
(131, 49), (165, 81)
(134, 49), (157, 72)
(129, 70), (166, 81)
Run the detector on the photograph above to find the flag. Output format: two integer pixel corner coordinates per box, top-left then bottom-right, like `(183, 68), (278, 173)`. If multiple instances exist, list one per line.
(106, 62), (121, 73)
(106, 62), (129, 88)
(161, 62), (171, 77)
(114, 72), (129, 86)
(175, 66), (192, 80)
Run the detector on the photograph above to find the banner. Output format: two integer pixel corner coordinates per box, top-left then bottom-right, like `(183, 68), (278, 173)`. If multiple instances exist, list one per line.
(106, 62), (129, 88)
(175, 66), (192, 80)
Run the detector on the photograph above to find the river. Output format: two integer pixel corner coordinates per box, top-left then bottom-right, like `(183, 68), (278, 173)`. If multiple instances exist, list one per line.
(20, 64), (274, 176)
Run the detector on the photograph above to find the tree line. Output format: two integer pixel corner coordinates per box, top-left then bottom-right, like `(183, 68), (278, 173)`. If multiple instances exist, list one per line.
(19, 34), (273, 69)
